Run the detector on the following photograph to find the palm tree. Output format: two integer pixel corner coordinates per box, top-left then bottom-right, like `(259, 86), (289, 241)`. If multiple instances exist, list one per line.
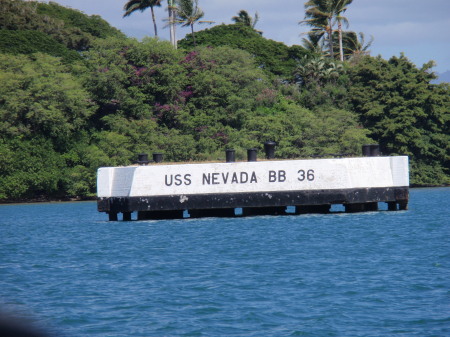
(295, 55), (343, 87)
(344, 31), (373, 61)
(301, 0), (334, 58)
(123, 0), (162, 37)
(300, 0), (353, 61)
(174, 0), (213, 46)
(334, 0), (353, 62)
(167, 0), (177, 48)
(301, 32), (326, 55)
(232, 10), (259, 29)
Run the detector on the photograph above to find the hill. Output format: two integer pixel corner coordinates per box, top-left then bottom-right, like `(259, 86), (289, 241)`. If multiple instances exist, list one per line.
(0, 1), (448, 202)
(0, 29), (81, 62)
(0, 0), (125, 56)
(178, 24), (310, 80)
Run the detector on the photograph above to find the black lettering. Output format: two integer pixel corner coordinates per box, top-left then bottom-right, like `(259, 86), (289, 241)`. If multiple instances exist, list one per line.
(203, 173), (211, 185)
(298, 169), (315, 181)
(231, 172), (238, 183)
(269, 170), (276, 182)
(298, 170), (305, 181)
(165, 174), (173, 186)
(240, 172), (248, 183)
(222, 172), (229, 184)
(184, 174), (192, 185)
(250, 171), (257, 183)
(174, 174), (182, 186)
(269, 170), (286, 182)
(212, 173), (219, 185)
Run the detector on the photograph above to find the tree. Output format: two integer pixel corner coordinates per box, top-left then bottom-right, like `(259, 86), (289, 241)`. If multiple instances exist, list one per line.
(0, 53), (95, 149)
(300, 0), (353, 61)
(178, 24), (310, 80)
(167, 0), (177, 48)
(174, 0), (213, 46)
(348, 55), (450, 185)
(0, 30), (81, 63)
(0, 0), (124, 51)
(334, 0), (353, 62)
(82, 37), (186, 123)
(301, 32), (325, 55)
(123, 0), (162, 37)
(344, 31), (373, 61)
(232, 10), (259, 29)
(330, 31), (373, 61)
(301, 0), (334, 58)
(295, 55), (348, 109)
(295, 55), (343, 87)
(0, 137), (65, 200)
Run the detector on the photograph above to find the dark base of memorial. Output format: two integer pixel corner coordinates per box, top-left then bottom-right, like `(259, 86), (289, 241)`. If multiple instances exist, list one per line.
(98, 187), (409, 221)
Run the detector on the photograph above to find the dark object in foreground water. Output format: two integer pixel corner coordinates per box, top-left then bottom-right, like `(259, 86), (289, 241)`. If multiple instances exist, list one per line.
(0, 313), (52, 337)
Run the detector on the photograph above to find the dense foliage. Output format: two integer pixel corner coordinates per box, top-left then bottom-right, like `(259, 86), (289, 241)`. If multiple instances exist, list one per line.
(0, 30), (81, 62)
(0, 0), (448, 201)
(0, 0), (124, 52)
(348, 55), (449, 185)
(178, 24), (311, 80)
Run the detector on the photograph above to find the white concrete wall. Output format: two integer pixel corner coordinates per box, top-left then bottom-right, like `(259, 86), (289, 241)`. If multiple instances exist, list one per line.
(97, 156), (409, 198)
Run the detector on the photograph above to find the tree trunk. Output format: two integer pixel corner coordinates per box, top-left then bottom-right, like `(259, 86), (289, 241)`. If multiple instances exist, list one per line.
(327, 18), (334, 58)
(151, 7), (158, 37)
(191, 24), (196, 46)
(173, 21), (177, 49)
(168, 0), (177, 48)
(338, 21), (343, 62)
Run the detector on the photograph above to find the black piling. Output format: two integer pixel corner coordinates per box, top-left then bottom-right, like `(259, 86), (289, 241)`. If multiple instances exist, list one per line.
(138, 210), (184, 220)
(122, 212), (132, 221)
(153, 153), (163, 163)
(370, 144), (380, 156)
(344, 202), (378, 213)
(137, 153), (149, 165)
(226, 149), (235, 163)
(247, 148), (257, 162)
(264, 141), (276, 159)
(295, 205), (331, 214)
(399, 201), (408, 210)
(242, 206), (286, 216)
(189, 208), (236, 218)
(387, 202), (398, 211)
(362, 144), (380, 157)
(108, 212), (118, 221)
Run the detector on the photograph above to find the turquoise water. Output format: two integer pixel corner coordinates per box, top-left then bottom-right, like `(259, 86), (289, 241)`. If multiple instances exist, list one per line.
(1, 188), (449, 336)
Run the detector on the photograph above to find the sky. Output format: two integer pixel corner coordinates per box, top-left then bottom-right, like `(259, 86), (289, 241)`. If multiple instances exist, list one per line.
(50, 0), (450, 73)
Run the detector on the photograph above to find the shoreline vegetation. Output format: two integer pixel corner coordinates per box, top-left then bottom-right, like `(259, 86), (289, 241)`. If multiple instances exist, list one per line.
(0, 196), (97, 205)
(0, 0), (449, 203)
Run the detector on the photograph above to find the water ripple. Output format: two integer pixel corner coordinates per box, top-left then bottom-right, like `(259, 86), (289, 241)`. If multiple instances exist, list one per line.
(1, 189), (449, 336)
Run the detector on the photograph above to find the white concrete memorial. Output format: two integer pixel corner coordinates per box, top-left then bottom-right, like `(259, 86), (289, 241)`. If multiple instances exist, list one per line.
(97, 155), (409, 220)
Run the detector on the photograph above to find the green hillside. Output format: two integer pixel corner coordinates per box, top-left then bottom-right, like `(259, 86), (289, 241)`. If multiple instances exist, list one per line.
(178, 24), (311, 80)
(0, 0), (125, 53)
(35, 1), (124, 39)
(0, 0), (448, 202)
(0, 30), (81, 62)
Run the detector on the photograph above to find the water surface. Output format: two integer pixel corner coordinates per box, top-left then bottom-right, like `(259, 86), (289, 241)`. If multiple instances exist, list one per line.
(1, 188), (449, 336)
